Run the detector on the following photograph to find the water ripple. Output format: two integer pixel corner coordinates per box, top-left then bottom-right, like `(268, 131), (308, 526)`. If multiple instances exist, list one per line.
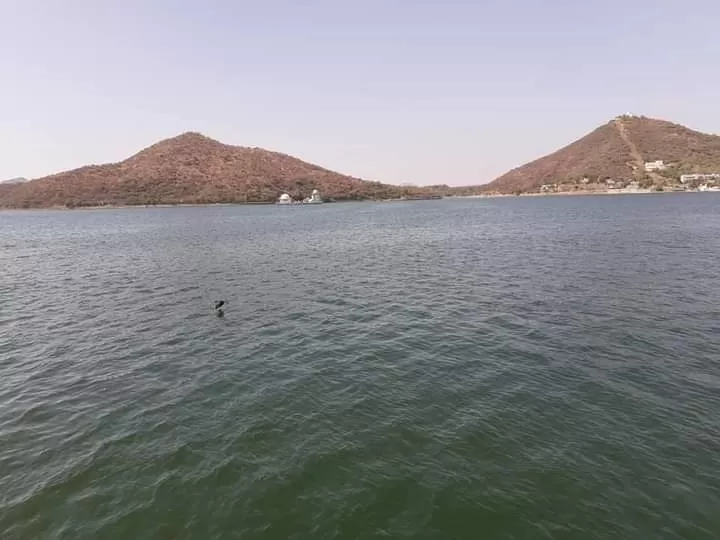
(1, 197), (720, 538)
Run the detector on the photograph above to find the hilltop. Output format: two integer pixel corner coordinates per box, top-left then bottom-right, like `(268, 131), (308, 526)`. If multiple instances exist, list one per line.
(0, 133), (416, 208)
(5, 118), (720, 205)
(483, 116), (720, 193)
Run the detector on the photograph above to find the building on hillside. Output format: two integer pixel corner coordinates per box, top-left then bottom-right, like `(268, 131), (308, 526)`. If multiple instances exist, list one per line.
(680, 173), (720, 184)
(644, 160), (667, 172)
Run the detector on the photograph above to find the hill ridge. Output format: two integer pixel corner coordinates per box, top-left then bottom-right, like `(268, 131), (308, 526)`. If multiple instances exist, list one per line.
(483, 115), (720, 193)
(0, 133), (419, 208)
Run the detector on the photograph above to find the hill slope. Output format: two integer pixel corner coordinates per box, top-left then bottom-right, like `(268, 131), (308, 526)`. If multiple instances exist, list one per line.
(484, 116), (720, 193)
(0, 133), (412, 208)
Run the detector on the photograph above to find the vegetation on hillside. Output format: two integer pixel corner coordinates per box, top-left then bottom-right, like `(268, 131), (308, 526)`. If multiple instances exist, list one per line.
(0, 133), (425, 208)
(478, 116), (720, 194)
(4, 116), (720, 206)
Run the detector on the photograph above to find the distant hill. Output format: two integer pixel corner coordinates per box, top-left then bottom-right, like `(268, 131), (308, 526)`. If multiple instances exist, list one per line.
(0, 177), (28, 184)
(0, 133), (418, 208)
(482, 116), (720, 193)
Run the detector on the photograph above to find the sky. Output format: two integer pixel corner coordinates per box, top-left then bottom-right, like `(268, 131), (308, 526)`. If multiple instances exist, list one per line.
(1, 0), (719, 186)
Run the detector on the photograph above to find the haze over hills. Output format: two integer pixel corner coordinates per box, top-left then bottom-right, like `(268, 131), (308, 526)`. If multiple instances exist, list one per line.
(482, 116), (720, 194)
(0, 133), (419, 208)
(0, 177), (28, 184)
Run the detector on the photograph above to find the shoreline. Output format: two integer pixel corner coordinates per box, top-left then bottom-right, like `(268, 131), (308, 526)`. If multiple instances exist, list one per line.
(1, 188), (717, 211)
(450, 188), (719, 199)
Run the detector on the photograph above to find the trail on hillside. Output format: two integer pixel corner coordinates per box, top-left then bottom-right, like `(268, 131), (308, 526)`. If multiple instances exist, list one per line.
(614, 118), (644, 170)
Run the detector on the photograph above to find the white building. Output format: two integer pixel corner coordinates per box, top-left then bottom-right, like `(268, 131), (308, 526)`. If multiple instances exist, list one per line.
(303, 189), (323, 204)
(644, 160), (666, 172)
(278, 193), (292, 204)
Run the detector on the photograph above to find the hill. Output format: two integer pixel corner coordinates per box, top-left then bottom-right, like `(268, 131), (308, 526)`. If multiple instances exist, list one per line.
(0, 177), (28, 184)
(483, 116), (720, 193)
(0, 133), (416, 208)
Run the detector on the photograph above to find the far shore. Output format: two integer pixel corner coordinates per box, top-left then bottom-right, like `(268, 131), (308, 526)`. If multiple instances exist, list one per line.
(452, 188), (719, 199)
(1, 187), (717, 211)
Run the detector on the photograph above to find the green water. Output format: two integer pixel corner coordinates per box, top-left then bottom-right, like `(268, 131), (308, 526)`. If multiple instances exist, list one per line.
(1, 195), (719, 538)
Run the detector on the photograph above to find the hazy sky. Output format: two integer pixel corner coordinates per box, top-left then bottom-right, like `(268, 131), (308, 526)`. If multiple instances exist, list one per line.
(1, 0), (719, 185)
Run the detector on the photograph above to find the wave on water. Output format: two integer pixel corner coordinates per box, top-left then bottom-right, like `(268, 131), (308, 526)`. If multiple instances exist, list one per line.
(1, 197), (719, 538)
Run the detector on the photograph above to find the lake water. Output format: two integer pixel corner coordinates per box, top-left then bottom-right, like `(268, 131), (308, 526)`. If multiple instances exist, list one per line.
(1, 195), (719, 539)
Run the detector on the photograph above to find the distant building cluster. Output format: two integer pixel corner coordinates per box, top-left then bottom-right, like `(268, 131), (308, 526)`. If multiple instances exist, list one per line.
(605, 180), (640, 190)
(680, 173), (720, 184)
(277, 188), (324, 205)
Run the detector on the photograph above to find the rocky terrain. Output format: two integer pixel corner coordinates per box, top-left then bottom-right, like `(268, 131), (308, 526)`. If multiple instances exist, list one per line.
(0, 133), (418, 208)
(482, 116), (720, 194)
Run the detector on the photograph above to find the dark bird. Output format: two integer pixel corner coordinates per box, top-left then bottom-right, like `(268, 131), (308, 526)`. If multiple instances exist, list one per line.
(214, 300), (225, 310)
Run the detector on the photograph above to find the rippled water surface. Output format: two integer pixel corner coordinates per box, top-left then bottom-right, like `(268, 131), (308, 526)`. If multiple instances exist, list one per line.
(1, 195), (720, 539)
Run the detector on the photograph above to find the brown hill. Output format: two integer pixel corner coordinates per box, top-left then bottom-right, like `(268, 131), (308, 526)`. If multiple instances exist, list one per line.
(0, 132), (414, 208)
(483, 116), (720, 193)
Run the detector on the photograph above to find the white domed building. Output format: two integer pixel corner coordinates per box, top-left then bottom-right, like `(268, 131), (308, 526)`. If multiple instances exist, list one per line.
(278, 193), (292, 205)
(303, 189), (323, 204)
